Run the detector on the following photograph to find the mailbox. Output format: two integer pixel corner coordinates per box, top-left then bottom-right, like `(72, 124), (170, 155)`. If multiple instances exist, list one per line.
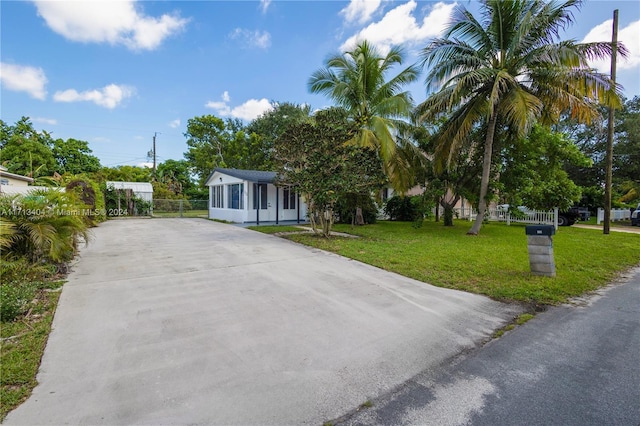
(525, 224), (555, 236)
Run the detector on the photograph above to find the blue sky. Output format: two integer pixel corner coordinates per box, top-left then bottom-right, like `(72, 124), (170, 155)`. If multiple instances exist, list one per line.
(2, 0), (639, 168)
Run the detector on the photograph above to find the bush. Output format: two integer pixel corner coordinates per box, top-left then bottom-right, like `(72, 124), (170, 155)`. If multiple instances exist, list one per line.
(65, 176), (106, 224)
(0, 283), (37, 322)
(1, 190), (89, 264)
(0, 258), (55, 284)
(335, 193), (378, 225)
(384, 195), (426, 221)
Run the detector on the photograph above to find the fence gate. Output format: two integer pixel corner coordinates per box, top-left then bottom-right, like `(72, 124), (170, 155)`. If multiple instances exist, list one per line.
(152, 199), (208, 218)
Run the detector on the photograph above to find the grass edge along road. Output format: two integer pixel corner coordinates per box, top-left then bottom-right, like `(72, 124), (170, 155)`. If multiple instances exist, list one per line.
(251, 220), (639, 306)
(0, 282), (63, 421)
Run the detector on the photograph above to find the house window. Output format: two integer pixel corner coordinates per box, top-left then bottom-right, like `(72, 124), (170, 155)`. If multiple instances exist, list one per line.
(0, 178), (8, 186)
(381, 188), (390, 202)
(253, 184), (267, 209)
(228, 183), (244, 210)
(211, 185), (223, 208)
(283, 187), (296, 210)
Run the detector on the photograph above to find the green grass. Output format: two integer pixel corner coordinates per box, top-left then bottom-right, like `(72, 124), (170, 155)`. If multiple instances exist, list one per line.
(273, 220), (639, 305)
(0, 282), (63, 421)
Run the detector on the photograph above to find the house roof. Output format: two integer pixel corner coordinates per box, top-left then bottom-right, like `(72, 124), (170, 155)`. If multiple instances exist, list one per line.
(0, 167), (35, 183)
(106, 181), (153, 192)
(208, 168), (278, 184)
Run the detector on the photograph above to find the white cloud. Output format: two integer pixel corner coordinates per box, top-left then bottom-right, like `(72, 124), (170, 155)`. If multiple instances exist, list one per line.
(340, 0), (382, 25)
(138, 162), (154, 168)
(229, 28), (271, 49)
(54, 84), (135, 109)
(33, 0), (188, 51)
(33, 117), (58, 125)
(582, 19), (640, 73)
(169, 119), (181, 128)
(341, 1), (456, 54)
(260, 0), (271, 14)
(205, 92), (273, 121)
(230, 98), (273, 121)
(0, 62), (48, 100)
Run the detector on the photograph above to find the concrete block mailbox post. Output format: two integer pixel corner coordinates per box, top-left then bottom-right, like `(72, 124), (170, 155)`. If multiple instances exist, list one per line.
(525, 225), (556, 277)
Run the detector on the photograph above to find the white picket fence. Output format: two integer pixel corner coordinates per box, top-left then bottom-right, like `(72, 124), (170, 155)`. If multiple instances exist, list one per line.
(450, 207), (559, 229)
(596, 208), (631, 224)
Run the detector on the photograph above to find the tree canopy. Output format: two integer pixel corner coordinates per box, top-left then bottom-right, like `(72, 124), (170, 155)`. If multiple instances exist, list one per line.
(308, 40), (420, 192)
(273, 108), (385, 236)
(419, 0), (622, 234)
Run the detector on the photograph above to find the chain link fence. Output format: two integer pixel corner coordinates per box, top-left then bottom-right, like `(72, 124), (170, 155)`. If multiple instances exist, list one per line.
(152, 199), (208, 218)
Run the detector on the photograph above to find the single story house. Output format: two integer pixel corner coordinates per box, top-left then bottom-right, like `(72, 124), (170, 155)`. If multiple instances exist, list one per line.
(205, 168), (308, 224)
(105, 181), (154, 203)
(0, 166), (34, 188)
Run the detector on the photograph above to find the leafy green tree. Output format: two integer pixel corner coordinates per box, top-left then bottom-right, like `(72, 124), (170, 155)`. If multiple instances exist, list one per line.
(274, 108), (385, 236)
(499, 125), (588, 210)
(156, 159), (194, 195)
(559, 96), (640, 207)
(52, 138), (101, 175)
(183, 115), (228, 185)
(92, 165), (152, 183)
(608, 96), (640, 204)
(184, 115), (272, 186)
(0, 117), (56, 177)
(245, 102), (312, 169)
(308, 40), (420, 192)
(419, 0), (622, 235)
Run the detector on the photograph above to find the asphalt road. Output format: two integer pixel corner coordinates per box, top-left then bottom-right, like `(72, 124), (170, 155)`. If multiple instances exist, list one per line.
(336, 267), (640, 426)
(4, 218), (522, 425)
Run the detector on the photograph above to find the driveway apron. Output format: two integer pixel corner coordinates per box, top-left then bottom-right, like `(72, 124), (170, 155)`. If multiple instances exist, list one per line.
(5, 219), (523, 425)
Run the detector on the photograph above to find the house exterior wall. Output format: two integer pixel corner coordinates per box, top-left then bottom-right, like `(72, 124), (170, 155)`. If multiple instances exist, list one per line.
(206, 170), (308, 223)
(1, 176), (31, 186)
(0, 186), (64, 195)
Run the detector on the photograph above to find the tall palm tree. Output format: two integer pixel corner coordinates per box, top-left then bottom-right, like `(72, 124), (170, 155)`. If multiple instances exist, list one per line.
(308, 40), (420, 192)
(418, 0), (623, 235)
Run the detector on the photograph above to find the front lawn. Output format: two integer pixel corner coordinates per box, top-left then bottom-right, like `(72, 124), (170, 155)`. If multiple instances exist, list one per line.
(254, 220), (639, 305)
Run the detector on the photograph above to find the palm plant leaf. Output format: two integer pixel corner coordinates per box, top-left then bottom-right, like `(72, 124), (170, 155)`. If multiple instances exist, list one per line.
(418, 0), (622, 234)
(309, 40), (418, 192)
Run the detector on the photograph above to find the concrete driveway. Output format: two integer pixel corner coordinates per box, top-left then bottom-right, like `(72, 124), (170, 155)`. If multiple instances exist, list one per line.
(5, 219), (523, 425)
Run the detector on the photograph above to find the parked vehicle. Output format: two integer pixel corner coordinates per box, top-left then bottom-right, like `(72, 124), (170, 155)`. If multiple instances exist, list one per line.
(558, 208), (581, 226)
(572, 206), (590, 221)
(631, 204), (640, 226)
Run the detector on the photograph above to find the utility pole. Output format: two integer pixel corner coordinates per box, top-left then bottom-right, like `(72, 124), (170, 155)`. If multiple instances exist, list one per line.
(152, 132), (158, 179)
(604, 9), (618, 235)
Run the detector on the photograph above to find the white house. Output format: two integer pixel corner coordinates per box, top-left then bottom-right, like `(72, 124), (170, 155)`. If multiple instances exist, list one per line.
(0, 166), (34, 189)
(205, 168), (308, 224)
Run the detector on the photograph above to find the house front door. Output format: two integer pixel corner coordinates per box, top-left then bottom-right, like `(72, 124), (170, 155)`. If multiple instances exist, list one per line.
(253, 183), (271, 222)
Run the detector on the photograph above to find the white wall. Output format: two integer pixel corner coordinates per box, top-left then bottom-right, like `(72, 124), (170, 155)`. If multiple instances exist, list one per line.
(207, 173), (307, 223)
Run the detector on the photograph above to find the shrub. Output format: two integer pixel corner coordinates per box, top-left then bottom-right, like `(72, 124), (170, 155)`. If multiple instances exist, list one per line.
(0, 282), (37, 322)
(335, 193), (378, 225)
(0, 190), (89, 264)
(65, 176), (106, 224)
(384, 195), (426, 221)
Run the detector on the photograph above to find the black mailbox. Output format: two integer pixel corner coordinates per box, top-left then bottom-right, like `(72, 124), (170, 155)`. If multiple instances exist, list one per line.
(525, 224), (555, 236)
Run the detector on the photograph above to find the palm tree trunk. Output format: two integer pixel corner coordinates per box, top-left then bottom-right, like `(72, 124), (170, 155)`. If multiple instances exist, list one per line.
(468, 112), (498, 235)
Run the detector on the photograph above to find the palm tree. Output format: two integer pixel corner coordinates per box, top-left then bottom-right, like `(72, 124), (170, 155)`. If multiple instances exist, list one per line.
(418, 0), (623, 235)
(308, 40), (420, 192)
